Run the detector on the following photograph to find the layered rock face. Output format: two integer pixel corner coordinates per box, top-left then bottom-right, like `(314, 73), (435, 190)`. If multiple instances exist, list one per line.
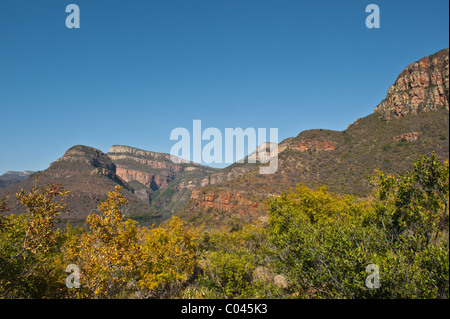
(183, 129), (343, 225)
(115, 168), (173, 190)
(107, 145), (217, 216)
(288, 139), (336, 152)
(375, 48), (449, 121)
(108, 145), (185, 170)
(49, 145), (125, 186)
(108, 145), (182, 192)
(189, 190), (264, 222)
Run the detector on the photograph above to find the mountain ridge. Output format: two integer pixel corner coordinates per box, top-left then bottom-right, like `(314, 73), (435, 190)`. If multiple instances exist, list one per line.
(177, 48), (450, 229)
(1, 48), (448, 229)
(0, 171), (36, 189)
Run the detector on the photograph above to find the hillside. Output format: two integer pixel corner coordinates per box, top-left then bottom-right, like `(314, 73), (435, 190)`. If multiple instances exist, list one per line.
(177, 48), (449, 229)
(0, 145), (158, 224)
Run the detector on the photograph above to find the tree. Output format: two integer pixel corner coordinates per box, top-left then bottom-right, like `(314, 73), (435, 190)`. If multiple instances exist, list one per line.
(265, 154), (449, 298)
(266, 184), (379, 298)
(65, 186), (141, 298)
(64, 187), (199, 299)
(370, 153), (449, 298)
(373, 152), (449, 246)
(138, 216), (199, 298)
(0, 181), (69, 298)
(0, 197), (7, 228)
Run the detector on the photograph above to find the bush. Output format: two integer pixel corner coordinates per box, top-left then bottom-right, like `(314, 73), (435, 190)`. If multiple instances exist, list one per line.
(0, 182), (70, 298)
(266, 154), (449, 298)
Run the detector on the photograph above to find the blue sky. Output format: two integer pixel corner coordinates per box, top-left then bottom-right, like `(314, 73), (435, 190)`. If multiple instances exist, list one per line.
(0, 0), (448, 174)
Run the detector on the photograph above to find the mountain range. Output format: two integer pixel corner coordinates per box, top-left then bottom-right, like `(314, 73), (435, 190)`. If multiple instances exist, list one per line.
(0, 171), (36, 188)
(1, 48), (448, 228)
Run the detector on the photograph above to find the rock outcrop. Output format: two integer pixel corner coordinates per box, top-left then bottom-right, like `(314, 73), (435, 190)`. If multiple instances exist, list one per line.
(107, 145), (217, 216)
(288, 140), (336, 152)
(375, 48), (449, 121)
(55, 145), (116, 171)
(189, 189), (264, 222)
(393, 132), (421, 142)
(115, 167), (173, 190)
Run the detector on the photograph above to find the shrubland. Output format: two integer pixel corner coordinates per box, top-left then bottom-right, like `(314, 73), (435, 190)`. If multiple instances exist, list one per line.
(0, 153), (448, 299)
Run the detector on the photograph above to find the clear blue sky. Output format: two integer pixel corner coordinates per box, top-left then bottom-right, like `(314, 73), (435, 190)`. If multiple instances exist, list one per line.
(0, 0), (448, 174)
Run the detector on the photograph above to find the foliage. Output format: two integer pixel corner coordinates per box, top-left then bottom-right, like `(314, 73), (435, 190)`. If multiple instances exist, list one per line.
(64, 186), (199, 299)
(0, 154), (447, 299)
(188, 222), (287, 299)
(371, 152), (449, 245)
(0, 197), (7, 228)
(196, 225), (260, 298)
(0, 181), (69, 298)
(137, 216), (199, 298)
(266, 154), (449, 298)
(64, 186), (141, 298)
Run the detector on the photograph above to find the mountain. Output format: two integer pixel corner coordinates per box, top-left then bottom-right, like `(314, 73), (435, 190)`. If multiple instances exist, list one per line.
(0, 171), (36, 188)
(177, 48), (449, 228)
(1, 49), (448, 229)
(0, 144), (218, 225)
(375, 48), (449, 120)
(0, 145), (157, 223)
(108, 145), (218, 219)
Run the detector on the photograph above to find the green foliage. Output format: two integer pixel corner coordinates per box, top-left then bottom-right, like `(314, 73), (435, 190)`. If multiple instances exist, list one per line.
(266, 184), (379, 298)
(64, 186), (142, 298)
(200, 250), (254, 298)
(0, 182), (70, 298)
(137, 216), (199, 298)
(64, 187), (199, 299)
(0, 154), (447, 299)
(372, 152), (449, 243)
(266, 154), (449, 298)
(383, 144), (392, 151)
(185, 221), (289, 299)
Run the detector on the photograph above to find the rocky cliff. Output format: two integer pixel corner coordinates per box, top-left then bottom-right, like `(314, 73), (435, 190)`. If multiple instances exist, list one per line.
(107, 145), (217, 218)
(108, 145), (181, 192)
(375, 48), (449, 121)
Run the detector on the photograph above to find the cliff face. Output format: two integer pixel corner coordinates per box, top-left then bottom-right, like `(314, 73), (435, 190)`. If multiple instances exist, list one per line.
(115, 168), (173, 190)
(0, 144), (217, 222)
(180, 129), (346, 228)
(189, 190), (264, 223)
(108, 145), (185, 170)
(375, 48), (449, 121)
(107, 145), (217, 217)
(108, 145), (182, 192)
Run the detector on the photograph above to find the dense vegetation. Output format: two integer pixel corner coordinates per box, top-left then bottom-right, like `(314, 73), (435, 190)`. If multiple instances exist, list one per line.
(0, 153), (448, 299)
